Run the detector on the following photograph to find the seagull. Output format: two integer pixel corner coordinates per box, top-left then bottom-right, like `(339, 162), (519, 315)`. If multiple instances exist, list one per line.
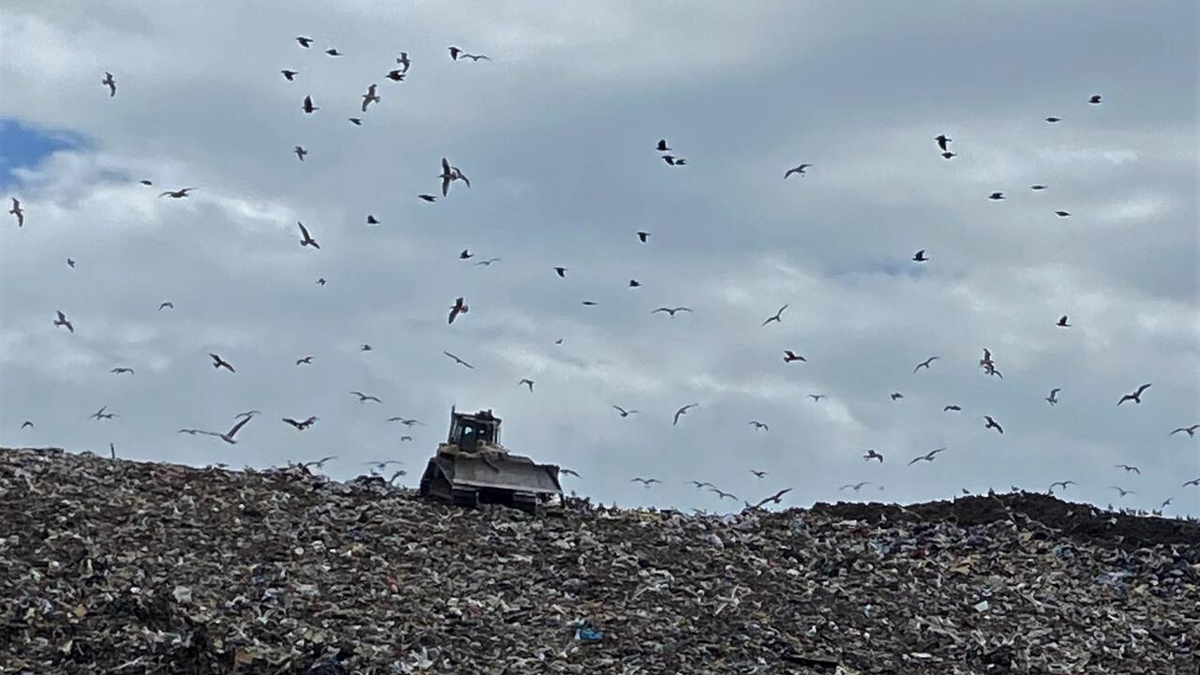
(628, 279), (641, 288)
(361, 344), (372, 352)
(294, 145), (308, 161)
(673, 403), (699, 426)
(197, 416), (254, 445)
(1088, 94), (1102, 104)
(637, 231), (650, 242)
(984, 415), (1004, 434)
(1169, 424), (1198, 437)
(325, 48), (342, 57)
(783, 350), (806, 363)
(653, 307), (692, 316)
(159, 187), (196, 198)
(944, 405), (962, 412)
(1031, 184), (1048, 190)
(296, 36), (314, 48)
(709, 488), (738, 501)
(20, 420), (33, 429)
(941, 152), (956, 160)
(459, 249), (473, 260)
(298, 222), (319, 248)
(661, 155), (687, 166)
(1182, 478), (1200, 488)
(102, 72), (116, 97)
(1109, 486), (1136, 498)
(612, 405), (637, 417)
(988, 192), (1005, 201)
(296, 356), (314, 365)
(1049, 480), (1076, 493)
(448, 46), (490, 61)
(808, 394), (826, 402)
(631, 477), (661, 486)
(53, 310), (74, 333)
(396, 52), (411, 72)
(912, 249), (928, 262)
(349, 391), (382, 403)
(385, 70), (407, 82)
(762, 304), (788, 326)
(935, 134), (951, 152)
(748, 488), (792, 509)
(913, 356), (939, 372)
(690, 480), (716, 489)
(1045, 117), (1061, 123)
(475, 258), (501, 266)
(448, 296), (469, 324)
(1160, 498), (1173, 509)
(418, 194), (437, 202)
(317, 278), (326, 285)
(281, 69), (298, 81)
(110, 367), (134, 375)
(66, 258), (76, 268)
(840, 482), (871, 492)
(234, 410), (261, 420)
(366, 215), (379, 224)
(1056, 315), (1070, 327)
(784, 164), (812, 178)
(301, 456), (337, 470)
(554, 267), (568, 277)
(8, 198), (23, 227)
(89, 406), (115, 420)
(283, 416), (318, 431)
(863, 449), (884, 463)
(748, 421), (770, 432)
(558, 468), (581, 479)
(349, 117), (363, 126)
(1117, 383), (1152, 405)
(908, 448), (946, 466)
(1054, 211), (1071, 218)
(361, 84), (380, 112)
(1045, 388), (1062, 406)
(1115, 464), (1141, 475)
(890, 392), (904, 401)
(302, 95), (318, 113)
(656, 139), (670, 152)
(440, 158), (461, 197)
(519, 378), (534, 392)
(209, 353), (235, 373)
(364, 460), (403, 472)
(443, 351), (474, 369)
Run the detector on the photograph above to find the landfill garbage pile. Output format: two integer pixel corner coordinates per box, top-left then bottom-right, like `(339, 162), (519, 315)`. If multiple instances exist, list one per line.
(1, 447), (1197, 675)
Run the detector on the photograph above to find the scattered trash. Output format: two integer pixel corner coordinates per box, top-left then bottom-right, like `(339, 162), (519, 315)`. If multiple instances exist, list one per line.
(0, 447), (1196, 673)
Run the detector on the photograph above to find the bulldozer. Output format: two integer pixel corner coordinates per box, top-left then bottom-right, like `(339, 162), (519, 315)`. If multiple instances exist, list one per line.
(418, 407), (563, 512)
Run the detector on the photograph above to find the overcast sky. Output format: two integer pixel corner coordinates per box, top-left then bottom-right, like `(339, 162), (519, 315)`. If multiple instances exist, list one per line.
(1, 1), (1196, 516)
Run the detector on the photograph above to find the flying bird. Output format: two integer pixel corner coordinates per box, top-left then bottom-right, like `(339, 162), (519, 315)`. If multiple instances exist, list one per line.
(301, 456), (337, 469)
(935, 134), (951, 152)
(554, 267), (568, 278)
(1045, 117), (1061, 123)
(101, 72), (116, 97)
(784, 164), (812, 179)
(1169, 424), (1198, 437)
(20, 421), (33, 429)
(1056, 315), (1070, 327)
(988, 192), (1005, 201)
(283, 416), (318, 431)
(582, 301), (598, 306)
(908, 448), (946, 466)
(443, 351), (474, 369)
(89, 406), (116, 420)
(863, 449), (884, 463)
(943, 405), (962, 412)
(234, 410), (260, 420)
(361, 84), (380, 112)
(656, 139), (670, 152)
(1049, 480), (1076, 493)
(1046, 388), (1061, 405)
(361, 344), (372, 352)
(302, 95), (318, 113)
(637, 231), (650, 242)
(296, 355), (314, 365)
(690, 480), (716, 489)
(653, 306), (692, 316)
(748, 488), (792, 509)
(8, 198), (23, 227)
(913, 356), (939, 372)
(385, 70), (407, 82)
(349, 117), (363, 126)
(298, 222), (319, 248)
(448, 46), (490, 61)
(941, 151), (956, 160)
(628, 279), (641, 288)
(1117, 383), (1152, 405)
(296, 36), (314, 47)
(708, 488), (738, 501)
(559, 468), (581, 479)
(1054, 211), (1071, 218)
(783, 350), (806, 363)
(418, 194), (437, 202)
(448, 296), (469, 324)
(53, 310), (74, 333)
(209, 353), (235, 373)
(475, 258), (501, 266)
(631, 477), (661, 486)
(748, 421), (770, 432)
(294, 145), (308, 161)
(317, 278), (326, 285)
(840, 482), (871, 492)
(1114, 464), (1140, 475)
(364, 460), (403, 473)
(912, 249), (928, 262)
(890, 392), (904, 401)
(110, 367), (134, 375)
(396, 52), (411, 72)
(440, 158), (466, 197)
(1109, 486), (1136, 498)
(750, 470), (768, 479)
(366, 214), (379, 224)
(197, 416), (254, 445)
(673, 403), (699, 426)
(762, 304), (788, 326)
(1088, 94), (1102, 104)
(808, 394), (826, 402)
(1031, 184), (1048, 190)
(325, 48), (342, 57)
(519, 378), (534, 392)
(661, 155), (687, 166)
(984, 415), (1004, 434)
(349, 391), (382, 403)
(1182, 478), (1200, 488)
(612, 406), (638, 417)
(281, 69), (297, 81)
(459, 249), (473, 260)
(159, 187), (196, 198)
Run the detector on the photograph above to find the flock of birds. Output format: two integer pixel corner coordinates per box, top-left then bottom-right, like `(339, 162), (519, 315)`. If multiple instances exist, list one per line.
(4, 35), (1197, 516)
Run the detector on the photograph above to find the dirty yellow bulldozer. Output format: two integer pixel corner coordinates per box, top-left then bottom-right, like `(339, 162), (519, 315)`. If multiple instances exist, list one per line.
(418, 407), (563, 512)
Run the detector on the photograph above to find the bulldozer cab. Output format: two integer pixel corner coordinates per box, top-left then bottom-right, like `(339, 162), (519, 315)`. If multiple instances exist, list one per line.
(447, 407), (501, 452)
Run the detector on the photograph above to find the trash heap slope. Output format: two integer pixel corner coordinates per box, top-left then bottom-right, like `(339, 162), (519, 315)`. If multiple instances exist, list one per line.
(1, 447), (1197, 675)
